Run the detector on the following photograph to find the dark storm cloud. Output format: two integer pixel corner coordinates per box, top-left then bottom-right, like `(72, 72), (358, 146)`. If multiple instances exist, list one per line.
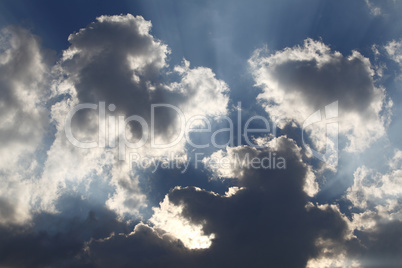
(351, 220), (402, 267)
(81, 223), (191, 268)
(78, 137), (348, 267)
(311, 219), (402, 267)
(0, 197), (16, 222)
(0, 194), (131, 268)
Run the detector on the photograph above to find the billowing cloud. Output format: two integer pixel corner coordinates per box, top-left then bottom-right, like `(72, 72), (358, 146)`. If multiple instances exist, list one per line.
(50, 14), (229, 218)
(0, 26), (51, 224)
(307, 150), (402, 266)
(203, 136), (318, 196)
(150, 192), (216, 249)
(1, 6), (402, 268)
(346, 150), (402, 231)
(81, 223), (190, 268)
(57, 14), (228, 158)
(0, 194), (131, 267)
(0, 14), (230, 224)
(77, 136), (348, 267)
(249, 39), (391, 153)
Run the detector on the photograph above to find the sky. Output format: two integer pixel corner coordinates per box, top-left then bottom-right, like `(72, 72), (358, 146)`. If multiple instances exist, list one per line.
(0, 0), (402, 267)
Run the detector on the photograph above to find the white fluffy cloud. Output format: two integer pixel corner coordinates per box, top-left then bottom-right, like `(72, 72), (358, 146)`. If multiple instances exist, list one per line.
(0, 26), (51, 224)
(0, 14), (230, 223)
(305, 150), (402, 266)
(53, 14), (229, 218)
(150, 190), (216, 249)
(346, 150), (402, 231)
(249, 39), (391, 153)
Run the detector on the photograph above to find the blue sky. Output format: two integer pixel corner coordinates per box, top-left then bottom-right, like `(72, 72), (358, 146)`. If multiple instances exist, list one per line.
(1, 0), (402, 267)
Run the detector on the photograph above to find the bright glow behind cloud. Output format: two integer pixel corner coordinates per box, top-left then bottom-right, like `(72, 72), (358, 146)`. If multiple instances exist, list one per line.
(150, 194), (215, 249)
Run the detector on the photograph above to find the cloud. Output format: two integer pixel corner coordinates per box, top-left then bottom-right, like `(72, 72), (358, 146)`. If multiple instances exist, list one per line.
(350, 220), (402, 267)
(365, 0), (383, 16)
(0, 194), (131, 267)
(203, 136), (318, 196)
(365, 0), (402, 17)
(385, 39), (402, 67)
(0, 26), (51, 224)
(78, 135), (348, 267)
(249, 38), (391, 153)
(57, 14), (228, 157)
(50, 14), (229, 219)
(81, 223), (190, 268)
(150, 192), (216, 249)
(0, 31), (352, 266)
(1, 11), (400, 268)
(346, 150), (402, 232)
(306, 150), (402, 267)
(0, 14), (230, 224)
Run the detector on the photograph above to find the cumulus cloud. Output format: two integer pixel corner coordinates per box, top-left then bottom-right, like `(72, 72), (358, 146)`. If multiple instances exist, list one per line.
(346, 150), (402, 232)
(0, 15), (232, 265)
(305, 149), (402, 267)
(76, 135), (348, 267)
(0, 26), (51, 224)
(0, 194), (131, 267)
(203, 136), (318, 196)
(57, 14), (228, 158)
(50, 14), (229, 219)
(0, 13), (230, 224)
(249, 39), (391, 153)
(150, 192), (216, 249)
(1, 10), (401, 268)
